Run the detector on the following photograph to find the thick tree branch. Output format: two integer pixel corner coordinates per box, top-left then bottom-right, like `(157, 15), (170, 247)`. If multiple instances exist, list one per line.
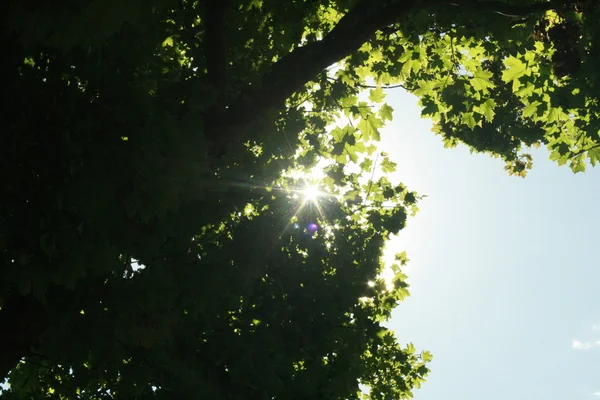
(206, 0), (427, 156)
(205, 0), (228, 105)
(204, 0), (229, 153)
(206, 0), (570, 157)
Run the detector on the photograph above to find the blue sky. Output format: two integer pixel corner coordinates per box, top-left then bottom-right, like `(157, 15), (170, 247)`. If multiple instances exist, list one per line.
(382, 89), (600, 399)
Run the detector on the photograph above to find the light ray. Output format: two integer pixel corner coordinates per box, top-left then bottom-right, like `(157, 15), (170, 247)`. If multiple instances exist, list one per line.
(302, 185), (321, 202)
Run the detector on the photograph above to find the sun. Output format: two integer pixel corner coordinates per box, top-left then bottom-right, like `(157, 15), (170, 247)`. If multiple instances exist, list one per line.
(302, 185), (322, 202)
(300, 185), (325, 204)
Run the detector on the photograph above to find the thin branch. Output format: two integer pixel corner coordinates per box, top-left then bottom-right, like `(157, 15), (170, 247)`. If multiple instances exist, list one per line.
(449, 35), (459, 72)
(365, 153), (380, 201)
(18, 359), (51, 370)
(28, 351), (53, 362)
(290, 91), (315, 110)
(301, 105), (375, 114)
(568, 143), (600, 160)
(332, 97), (356, 128)
(358, 83), (407, 90)
(326, 75), (408, 90)
(449, 0), (568, 17)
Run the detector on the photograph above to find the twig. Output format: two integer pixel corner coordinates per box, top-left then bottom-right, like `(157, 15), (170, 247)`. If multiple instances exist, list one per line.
(326, 76), (407, 90)
(449, 0), (567, 17)
(365, 153), (380, 201)
(568, 143), (600, 160)
(358, 83), (407, 90)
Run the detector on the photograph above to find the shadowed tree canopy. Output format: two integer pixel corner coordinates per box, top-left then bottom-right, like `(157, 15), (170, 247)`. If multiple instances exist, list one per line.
(1, 0), (599, 398)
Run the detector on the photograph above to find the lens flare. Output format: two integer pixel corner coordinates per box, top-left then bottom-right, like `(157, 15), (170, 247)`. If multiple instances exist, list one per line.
(302, 185), (321, 202)
(306, 222), (319, 236)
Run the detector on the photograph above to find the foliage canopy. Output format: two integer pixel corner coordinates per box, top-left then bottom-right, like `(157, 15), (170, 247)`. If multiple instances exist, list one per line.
(1, 0), (599, 398)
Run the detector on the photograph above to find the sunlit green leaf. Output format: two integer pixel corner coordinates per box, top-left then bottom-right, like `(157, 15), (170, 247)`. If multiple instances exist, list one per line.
(469, 70), (494, 92)
(369, 87), (386, 103)
(358, 117), (383, 141)
(502, 56), (528, 83)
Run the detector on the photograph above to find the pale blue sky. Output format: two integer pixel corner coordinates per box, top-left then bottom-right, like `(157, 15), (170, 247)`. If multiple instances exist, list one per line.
(383, 89), (600, 399)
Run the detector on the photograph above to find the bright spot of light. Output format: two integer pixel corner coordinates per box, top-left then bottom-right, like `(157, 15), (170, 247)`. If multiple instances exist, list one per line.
(302, 185), (321, 202)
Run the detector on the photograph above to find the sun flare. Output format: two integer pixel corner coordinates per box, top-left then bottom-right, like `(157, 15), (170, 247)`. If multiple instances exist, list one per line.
(302, 185), (322, 202)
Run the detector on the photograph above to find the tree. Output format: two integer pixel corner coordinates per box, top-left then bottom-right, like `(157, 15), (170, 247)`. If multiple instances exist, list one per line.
(0, 0), (598, 398)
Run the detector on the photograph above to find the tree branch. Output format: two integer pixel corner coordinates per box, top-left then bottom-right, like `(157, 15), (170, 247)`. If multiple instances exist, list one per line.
(449, 0), (568, 17)
(206, 0), (570, 158)
(568, 143), (600, 160)
(205, 0), (228, 105)
(204, 0), (229, 155)
(206, 0), (426, 156)
(326, 76), (408, 90)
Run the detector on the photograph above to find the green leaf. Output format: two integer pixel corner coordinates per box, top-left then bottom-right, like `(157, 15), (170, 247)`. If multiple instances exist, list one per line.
(369, 87), (386, 103)
(379, 103), (394, 121)
(420, 100), (439, 118)
(421, 351), (434, 362)
(380, 157), (397, 173)
(331, 128), (344, 143)
(413, 81), (436, 97)
(469, 70), (494, 92)
(477, 98), (496, 122)
(360, 158), (373, 171)
(344, 143), (359, 163)
(588, 147), (600, 166)
(395, 251), (409, 266)
(358, 117), (382, 141)
(344, 189), (361, 201)
(515, 82), (535, 98)
(461, 112), (477, 129)
(522, 101), (541, 118)
(502, 56), (528, 83)
(547, 107), (564, 123)
(571, 158), (586, 173)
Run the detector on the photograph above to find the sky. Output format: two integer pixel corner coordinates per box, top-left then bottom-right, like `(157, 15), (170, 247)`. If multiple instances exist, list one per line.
(381, 89), (600, 399)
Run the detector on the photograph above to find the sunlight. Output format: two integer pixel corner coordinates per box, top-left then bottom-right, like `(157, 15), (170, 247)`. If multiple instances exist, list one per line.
(302, 185), (322, 202)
